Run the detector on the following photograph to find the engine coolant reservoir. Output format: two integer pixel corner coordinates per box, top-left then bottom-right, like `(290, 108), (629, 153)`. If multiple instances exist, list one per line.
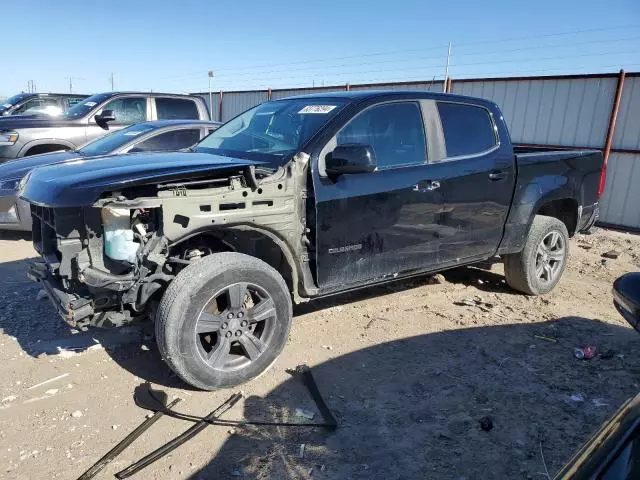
(101, 208), (138, 264)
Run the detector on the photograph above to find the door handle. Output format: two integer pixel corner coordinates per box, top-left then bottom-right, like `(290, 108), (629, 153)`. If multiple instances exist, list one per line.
(488, 170), (507, 181)
(413, 180), (440, 192)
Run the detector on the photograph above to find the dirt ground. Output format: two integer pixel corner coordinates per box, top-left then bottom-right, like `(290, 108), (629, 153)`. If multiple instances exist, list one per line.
(0, 227), (639, 480)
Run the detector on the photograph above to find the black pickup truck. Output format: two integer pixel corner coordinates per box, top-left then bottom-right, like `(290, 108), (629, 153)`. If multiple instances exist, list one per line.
(19, 90), (603, 389)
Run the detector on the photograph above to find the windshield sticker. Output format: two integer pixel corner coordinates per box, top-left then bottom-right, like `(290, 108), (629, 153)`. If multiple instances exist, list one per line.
(298, 105), (337, 114)
(123, 130), (146, 136)
(2, 104), (11, 108)
(84, 101), (97, 107)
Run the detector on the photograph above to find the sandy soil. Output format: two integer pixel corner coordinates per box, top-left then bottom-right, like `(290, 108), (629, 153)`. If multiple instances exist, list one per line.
(0, 227), (639, 480)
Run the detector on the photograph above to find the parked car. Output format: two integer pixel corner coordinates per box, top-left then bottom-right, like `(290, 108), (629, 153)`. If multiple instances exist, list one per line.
(0, 92), (210, 162)
(0, 120), (220, 231)
(0, 93), (88, 117)
(20, 90), (603, 389)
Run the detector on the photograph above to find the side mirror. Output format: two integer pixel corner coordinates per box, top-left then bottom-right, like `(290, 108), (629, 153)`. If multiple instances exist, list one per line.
(613, 272), (640, 331)
(325, 144), (377, 176)
(95, 109), (116, 128)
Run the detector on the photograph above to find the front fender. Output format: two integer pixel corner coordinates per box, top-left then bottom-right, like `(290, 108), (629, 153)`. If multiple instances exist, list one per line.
(18, 139), (77, 157)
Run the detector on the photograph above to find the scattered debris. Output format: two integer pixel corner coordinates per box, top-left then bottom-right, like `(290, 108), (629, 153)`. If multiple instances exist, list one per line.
(479, 416), (493, 432)
(428, 273), (447, 284)
(320, 465), (326, 472)
(569, 393), (585, 402)
(28, 373), (69, 390)
(574, 345), (597, 360)
(71, 410), (83, 418)
(295, 408), (316, 420)
(602, 250), (620, 260)
(140, 344), (150, 352)
(322, 345), (333, 351)
(299, 443), (306, 459)
(592, 398), (609, 407)
(599, 349), (615, 360)
(228, 428), (236, 435)
(231, 467), (243, 477)
(578, 244), (593, 250)
(44, 389), (58, 396)
(364, 316), (390, 329)
(36, 289), (49, 301)
(534, 335), (557, 343)
(112, 424), (119, 430)
(1, 395), (16, 403)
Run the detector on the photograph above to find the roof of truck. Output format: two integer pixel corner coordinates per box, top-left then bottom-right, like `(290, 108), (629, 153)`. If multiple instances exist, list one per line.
(279, 89), (494, 106)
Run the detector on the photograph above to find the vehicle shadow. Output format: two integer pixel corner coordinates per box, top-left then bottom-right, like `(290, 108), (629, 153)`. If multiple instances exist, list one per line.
(187, 317), (640, 480)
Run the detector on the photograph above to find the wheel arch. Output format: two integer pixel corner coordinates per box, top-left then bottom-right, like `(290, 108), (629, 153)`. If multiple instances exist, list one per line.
(19, 139), (76, 157)
(169, 226), (305, 302)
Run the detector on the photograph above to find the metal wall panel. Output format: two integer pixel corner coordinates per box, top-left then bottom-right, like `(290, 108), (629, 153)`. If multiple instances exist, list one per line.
(351, 81), (445, 92)
(220, 91), (268, 122)
(194, 93), (221, 122)
(599, 153), (640, 228)
(613, 76), (640, 150)
(451, 77), (616, 147)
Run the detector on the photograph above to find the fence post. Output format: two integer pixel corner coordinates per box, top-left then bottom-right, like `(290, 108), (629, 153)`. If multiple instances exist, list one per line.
(267, 88), (272, 101)
(345, 83), (350, 91)
(218, 90), (224, 122)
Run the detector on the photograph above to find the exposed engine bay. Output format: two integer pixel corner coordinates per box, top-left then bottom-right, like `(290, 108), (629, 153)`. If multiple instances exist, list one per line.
(27, 153), (312, 328)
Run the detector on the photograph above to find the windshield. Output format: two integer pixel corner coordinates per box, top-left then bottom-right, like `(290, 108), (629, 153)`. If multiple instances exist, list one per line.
(0, 93), (31, 112)
(78, 123), (157, 156)
(195, 98), (348, 164)
(63, 92), (113, 119)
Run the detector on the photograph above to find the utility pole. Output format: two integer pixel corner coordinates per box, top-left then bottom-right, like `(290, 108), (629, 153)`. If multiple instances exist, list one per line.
(110, 73), (115, 91)
(443, 41), (452, 93)
(69, 76), (73, 93)
(208, 70), (214, 120)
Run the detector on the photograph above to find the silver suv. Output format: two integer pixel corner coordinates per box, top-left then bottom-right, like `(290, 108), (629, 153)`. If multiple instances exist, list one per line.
(0, 92), (209, 162)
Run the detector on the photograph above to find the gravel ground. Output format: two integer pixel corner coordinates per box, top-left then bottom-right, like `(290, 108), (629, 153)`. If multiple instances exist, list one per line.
(0, 227), (639, 479)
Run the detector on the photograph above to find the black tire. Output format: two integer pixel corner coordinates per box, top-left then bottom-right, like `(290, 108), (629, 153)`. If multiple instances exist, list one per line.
(503, 215), (569, 295)
(155, 252), (292, 390)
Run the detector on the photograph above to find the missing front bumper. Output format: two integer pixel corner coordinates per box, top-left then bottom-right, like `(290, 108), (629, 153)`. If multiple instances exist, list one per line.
(28, 262), (94, 327)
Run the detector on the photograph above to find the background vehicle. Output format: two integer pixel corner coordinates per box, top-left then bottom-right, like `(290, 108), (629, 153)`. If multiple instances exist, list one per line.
(0, 93), (88, 117)
(0, 92), (210, 162)
(0, 120), (220, 231)
(20, 90), (604, 389)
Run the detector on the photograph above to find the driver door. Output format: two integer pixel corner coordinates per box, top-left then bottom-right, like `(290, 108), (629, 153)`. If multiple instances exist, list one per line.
(313, 100), (444, 290)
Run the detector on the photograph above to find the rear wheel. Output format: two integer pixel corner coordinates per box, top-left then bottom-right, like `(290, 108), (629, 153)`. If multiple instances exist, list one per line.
(155, 252), (292, 390)
(504, 215), (569, 295)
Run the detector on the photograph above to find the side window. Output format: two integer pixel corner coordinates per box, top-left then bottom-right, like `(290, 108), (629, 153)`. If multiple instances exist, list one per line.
(436, 102), (497, 158)
(132, 129), (201, 152)
(336, 102), (427, 168)
(101, 97), (147, 124)
(13, 97), (58, 114)
(155, 98), (199, 120)
(66, 97), (85, 108)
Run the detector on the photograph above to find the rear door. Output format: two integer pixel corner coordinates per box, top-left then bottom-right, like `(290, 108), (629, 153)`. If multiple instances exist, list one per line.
(313, 100), (444, 290)
(125, 128), (202, 152)
(428, 100), (516, 263)
(153, 97), (201, 120)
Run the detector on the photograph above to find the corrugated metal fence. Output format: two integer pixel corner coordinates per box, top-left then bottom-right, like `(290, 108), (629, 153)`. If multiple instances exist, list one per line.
(193, 71), (640, 229)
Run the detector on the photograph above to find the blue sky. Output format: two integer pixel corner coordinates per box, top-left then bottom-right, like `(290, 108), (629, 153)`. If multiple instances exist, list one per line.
(3, 0), (639, 96)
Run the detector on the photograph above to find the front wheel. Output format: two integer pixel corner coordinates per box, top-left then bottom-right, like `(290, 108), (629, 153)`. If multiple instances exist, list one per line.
(503, 215), (569, 295)
(155, 252), (293, 390)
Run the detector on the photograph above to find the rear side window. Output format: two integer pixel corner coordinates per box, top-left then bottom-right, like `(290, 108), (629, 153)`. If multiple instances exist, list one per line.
(156, 98), (199, 120)
(436, 102), (496, 158)
(132, 129), (201, 152)
(336, 102), (427, 169)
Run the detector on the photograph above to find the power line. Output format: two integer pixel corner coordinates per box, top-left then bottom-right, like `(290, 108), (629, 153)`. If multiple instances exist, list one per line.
(202, 49), (636, 88)
(156, 23), (640, 81)
(205, 35), (640, 80)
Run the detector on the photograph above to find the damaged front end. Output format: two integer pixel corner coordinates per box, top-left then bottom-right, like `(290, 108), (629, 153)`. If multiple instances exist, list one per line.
(24, 152), (311, 328)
